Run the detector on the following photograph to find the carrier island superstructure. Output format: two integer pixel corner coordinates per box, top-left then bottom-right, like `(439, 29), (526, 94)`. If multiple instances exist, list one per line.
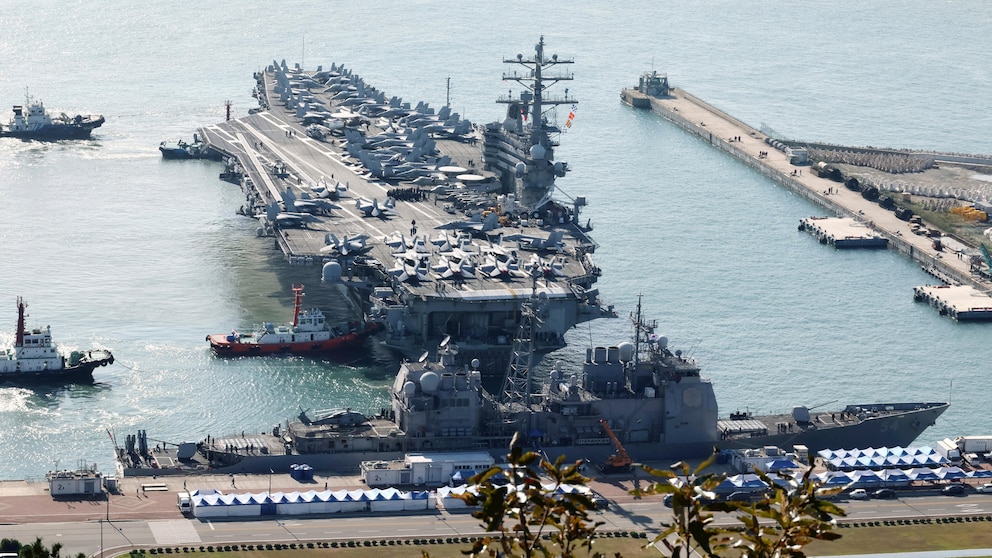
(197, 37), (606, 371)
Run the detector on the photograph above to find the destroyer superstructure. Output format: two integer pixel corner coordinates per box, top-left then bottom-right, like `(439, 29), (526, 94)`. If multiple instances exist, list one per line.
(196, 38), (607, 370)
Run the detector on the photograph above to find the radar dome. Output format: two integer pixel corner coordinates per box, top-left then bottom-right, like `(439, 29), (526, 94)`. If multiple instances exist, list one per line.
(322, 261), (342, 283)
(553, 161), (565, 176)
(515, 162), (526, 177)
(617, 341), (634, 362)
(657, 336), (668, 350)
(530, 144), (546, 160)
(420, 371), (440, 393)
(471, 358), (480, 370)
(403, 381), (416, 398)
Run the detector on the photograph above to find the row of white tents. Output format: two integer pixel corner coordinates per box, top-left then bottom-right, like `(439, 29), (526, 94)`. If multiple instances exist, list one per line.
(190, 483), (596, 518)
(818, 446), (950, 471)
(190, 488), (433, 518)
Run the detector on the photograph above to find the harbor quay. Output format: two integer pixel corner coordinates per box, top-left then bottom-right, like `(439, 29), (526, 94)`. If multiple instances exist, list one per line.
(622, 80), (992, 294)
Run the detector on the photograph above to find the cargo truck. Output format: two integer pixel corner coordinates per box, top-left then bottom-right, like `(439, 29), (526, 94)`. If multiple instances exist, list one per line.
(177, 491), (192, 515)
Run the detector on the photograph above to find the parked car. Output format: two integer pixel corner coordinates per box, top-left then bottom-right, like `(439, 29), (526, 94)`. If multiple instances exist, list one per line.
(663, 494), (673, 508)
(977, 484), (992, 494)
(589, 491), (609, 510)
(942, 484), (966, 496)
(873, 488), (897, 499)
(849, 489), (869, 500)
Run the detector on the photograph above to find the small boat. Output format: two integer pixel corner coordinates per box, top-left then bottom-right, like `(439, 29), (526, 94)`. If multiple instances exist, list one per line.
(0, 91), (104, 140)
(206, 285), (383, 356)
(158, 133), (217, 159)
(0, 297), (114, 383)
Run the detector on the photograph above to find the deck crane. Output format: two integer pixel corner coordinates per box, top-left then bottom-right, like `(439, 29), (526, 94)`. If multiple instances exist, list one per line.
(598, 418), (633, 473)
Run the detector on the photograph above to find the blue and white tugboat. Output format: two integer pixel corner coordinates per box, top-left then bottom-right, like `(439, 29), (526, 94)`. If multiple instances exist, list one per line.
(0, 91), (104, 140)
(0, 297), (114, 383)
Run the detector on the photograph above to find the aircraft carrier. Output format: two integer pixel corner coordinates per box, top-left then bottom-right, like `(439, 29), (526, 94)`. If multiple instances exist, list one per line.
(197, 37), (609, 371)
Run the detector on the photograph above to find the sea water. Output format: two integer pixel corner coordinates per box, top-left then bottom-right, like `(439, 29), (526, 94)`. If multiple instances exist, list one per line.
(0, 0), (989, 480)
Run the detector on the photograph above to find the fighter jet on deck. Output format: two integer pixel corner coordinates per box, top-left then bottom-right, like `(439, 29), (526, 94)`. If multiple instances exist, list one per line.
(263, 202), (317, 229)
(355, 197), (397, 218)
(434, 212), (499, 234)
(503, 230), (564, 252)
(320, 233), (372, 257)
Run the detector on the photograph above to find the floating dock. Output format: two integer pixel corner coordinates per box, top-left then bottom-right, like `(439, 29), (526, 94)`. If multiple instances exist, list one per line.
(621, 73), (992, 295)
(799, 217), (888, 248)
(913, 285), (992, 321)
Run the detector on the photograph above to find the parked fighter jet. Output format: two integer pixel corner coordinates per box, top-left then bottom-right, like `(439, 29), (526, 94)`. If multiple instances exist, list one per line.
(435, 212), (500, 234)
(503, 230), (564, 252)
(263, 202), (317, 229)
(355, 197), (397, 218)
(320, 233), (372, 257)
(388, 252), (429, 283)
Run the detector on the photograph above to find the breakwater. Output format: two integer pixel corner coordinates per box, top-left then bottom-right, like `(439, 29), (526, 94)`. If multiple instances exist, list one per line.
(622, 86), (992, 291)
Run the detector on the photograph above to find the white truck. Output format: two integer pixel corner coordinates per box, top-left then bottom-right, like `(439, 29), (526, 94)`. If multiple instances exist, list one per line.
(936, 438), (962, 463)
(177, 491), (192, 515)
(956, 436), (992, 455)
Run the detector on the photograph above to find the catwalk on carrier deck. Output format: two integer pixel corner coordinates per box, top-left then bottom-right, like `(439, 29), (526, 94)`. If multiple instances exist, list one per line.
(197, 36), (607, 371)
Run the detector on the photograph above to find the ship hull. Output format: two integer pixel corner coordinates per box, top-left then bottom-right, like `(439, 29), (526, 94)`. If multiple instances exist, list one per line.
(1, 118), (104, 140)
(719, 403), (949, 455)
(207, 322), (382, 356)
(159, 146), (195, 159)
(118, 401), (948, 477)
(0, 352), (114, 384)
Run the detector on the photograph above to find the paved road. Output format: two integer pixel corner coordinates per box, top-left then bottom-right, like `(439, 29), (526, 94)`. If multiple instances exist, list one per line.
(5, 472), (992, 558)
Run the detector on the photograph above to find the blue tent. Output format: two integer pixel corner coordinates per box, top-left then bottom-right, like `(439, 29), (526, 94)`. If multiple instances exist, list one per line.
(937, 467), (967, 480)
(909, 468), (940, 481)
(881, 469), (910, 483)
(822, 472), (852, 486)
(766, 459), (799, 472)
(852, 471), (883, 486)
(737, 474), (769, 490)
(714, 478), (739, 494)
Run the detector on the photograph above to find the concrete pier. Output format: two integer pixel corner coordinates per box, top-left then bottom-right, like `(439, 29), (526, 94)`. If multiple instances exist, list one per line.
(913, 285), (992, 321)
(622, 86), (992, 293)
(799, 217), (889, 248)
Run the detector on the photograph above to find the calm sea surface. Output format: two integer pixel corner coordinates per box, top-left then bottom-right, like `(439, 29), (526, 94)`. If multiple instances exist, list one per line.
(0, 1), (989, 480)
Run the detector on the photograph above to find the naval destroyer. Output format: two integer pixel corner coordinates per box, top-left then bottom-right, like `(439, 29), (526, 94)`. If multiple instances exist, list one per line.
(196, 37), (607, 373)
(116, 296), (947, 477)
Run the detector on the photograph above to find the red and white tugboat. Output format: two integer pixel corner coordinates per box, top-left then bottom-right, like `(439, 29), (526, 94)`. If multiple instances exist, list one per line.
(206, 285), (382, 356)
(0, 297), (114, 383)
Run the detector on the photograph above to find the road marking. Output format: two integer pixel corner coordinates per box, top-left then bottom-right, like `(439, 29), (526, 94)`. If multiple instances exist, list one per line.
(149, 520), (201, 545)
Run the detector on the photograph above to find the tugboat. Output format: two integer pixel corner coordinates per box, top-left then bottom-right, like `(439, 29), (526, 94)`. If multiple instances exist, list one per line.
(0, 297), (114, 383)
(158, 133), (218, 160)
(0, 91), (104, 140)
(206, 285), (382, 356)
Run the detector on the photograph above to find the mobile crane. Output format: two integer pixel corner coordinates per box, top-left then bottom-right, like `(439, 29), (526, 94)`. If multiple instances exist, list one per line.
(598, 418), (633, 474)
